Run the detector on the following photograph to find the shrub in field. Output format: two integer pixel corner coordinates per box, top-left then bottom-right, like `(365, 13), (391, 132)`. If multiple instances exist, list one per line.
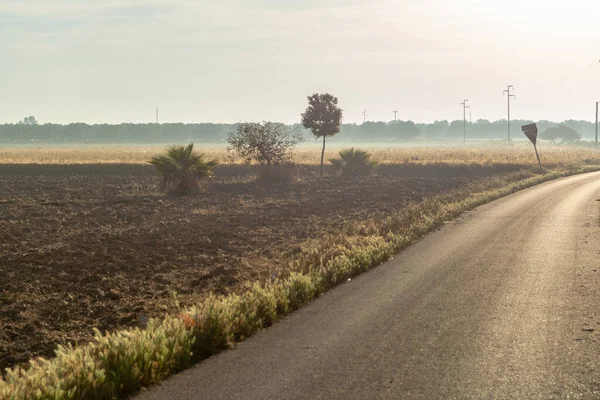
(227, 122), (303, 167)
(228, 122), (303, 182)
(301, 93), (343, 177)
(329, 148), (378, 177)
(148, 143), (218, 195)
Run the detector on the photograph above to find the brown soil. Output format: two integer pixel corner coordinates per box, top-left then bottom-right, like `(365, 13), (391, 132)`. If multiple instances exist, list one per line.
(0, 167), (482, 371)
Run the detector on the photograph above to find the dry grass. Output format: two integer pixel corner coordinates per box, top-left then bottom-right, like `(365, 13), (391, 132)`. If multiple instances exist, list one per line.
(1, 144), (599, 168)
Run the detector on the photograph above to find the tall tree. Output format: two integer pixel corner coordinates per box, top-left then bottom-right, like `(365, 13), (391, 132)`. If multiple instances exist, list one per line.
(301, 93), (343, 177)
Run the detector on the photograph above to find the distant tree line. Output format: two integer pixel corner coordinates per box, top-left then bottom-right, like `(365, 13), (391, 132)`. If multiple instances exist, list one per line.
(0, 122), (237, 144)
(0, 117), (596, 144)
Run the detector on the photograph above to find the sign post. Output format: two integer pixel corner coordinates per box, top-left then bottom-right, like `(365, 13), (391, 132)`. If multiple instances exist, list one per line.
(521, 123), (542, 170)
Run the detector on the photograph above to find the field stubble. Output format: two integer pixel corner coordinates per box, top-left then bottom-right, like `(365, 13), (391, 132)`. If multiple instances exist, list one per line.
(1, 144), (599, 167)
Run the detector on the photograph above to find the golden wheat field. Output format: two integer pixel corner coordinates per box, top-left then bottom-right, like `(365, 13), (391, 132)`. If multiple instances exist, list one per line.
(1, 144), (599, 167)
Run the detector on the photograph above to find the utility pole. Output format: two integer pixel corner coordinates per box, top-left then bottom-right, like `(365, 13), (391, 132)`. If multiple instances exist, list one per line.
(393, 110), (398, 122)
(595, 101), (598, 149)
(363, 110), (367, 124)
(503, 85), (515, 142)
(595, 59), (600, 149)
(460, 99), (469, 143)
(156, 108), (159, 124)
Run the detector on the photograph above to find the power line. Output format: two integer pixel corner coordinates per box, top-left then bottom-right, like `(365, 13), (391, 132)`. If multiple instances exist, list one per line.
(554, 60), (600, 83)
(523, 59), (600, 91)
(460, 99), (469, 143)
(503, 85), (515, 142)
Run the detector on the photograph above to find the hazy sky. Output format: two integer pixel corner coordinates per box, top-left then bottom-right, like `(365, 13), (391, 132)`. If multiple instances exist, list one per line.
(1, 0), (599, 124)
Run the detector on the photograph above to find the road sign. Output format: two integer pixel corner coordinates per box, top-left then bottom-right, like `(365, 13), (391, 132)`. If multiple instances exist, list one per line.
(521, 123), (542, 169)
(521, 123), (538, 146)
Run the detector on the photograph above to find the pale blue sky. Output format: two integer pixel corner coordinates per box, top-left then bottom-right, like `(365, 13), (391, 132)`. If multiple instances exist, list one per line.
(1, 0), (599, 124)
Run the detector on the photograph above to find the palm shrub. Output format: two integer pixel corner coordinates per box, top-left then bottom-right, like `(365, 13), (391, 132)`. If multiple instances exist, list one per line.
(149, 143), (218, 195)
(329, 148), (377, 177)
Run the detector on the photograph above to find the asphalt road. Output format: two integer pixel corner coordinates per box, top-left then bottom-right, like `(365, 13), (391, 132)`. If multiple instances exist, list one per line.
(137, 172), (600, 400)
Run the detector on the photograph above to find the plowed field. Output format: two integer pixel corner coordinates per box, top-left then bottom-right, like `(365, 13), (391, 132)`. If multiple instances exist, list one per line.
(1, 166), (482, 370)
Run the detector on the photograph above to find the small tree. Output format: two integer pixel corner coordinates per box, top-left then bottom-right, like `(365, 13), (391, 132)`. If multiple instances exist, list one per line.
(539, 124), (582, 145)
(301, 93), (343, 177)
(329, 148), (377, 177)
(148, 143), (218, 195)
(227, 122), (303, 166)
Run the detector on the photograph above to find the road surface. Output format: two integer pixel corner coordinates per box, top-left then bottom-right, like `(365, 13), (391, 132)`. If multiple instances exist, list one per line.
(137, 171), (600, 399)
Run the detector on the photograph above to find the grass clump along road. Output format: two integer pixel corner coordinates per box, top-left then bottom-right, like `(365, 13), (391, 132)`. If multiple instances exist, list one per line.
(1, 146), (600, 399)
